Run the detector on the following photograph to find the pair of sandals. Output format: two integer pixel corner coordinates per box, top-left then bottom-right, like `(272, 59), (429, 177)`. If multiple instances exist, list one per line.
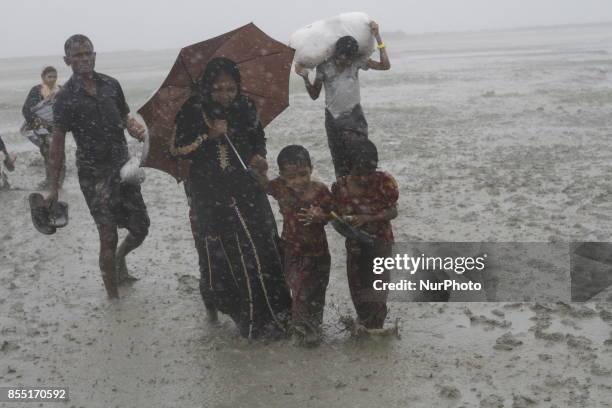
(28, 193), (69, 235)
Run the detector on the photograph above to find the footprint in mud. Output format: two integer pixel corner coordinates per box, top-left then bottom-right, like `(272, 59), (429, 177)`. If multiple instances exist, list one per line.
(0, 341), (20, 353)
(177, 274), (199, 294)
(512, 394), (537, 407)
(8, 302), (26, 319)
(598, 307), (612, 323)
(590, 363), (612, 376)
(479, 394), (504, 408)
(533, 329), (566, 342)
(565, 334), (593, 351)
(436, 384), (461, 399)
(562, 304), (597, 319)
(493, 332), (523, 351)
(538, 353), (552, 362)
(560, 318), (582, 330)
(469, 314), (511, 331)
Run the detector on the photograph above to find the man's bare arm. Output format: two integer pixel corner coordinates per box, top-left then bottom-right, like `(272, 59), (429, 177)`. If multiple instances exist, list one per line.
(371, 205), (398, 222)
(295, 64), (322, 100)
(347, 205), (398, 227)
(124, 115), (146, 142)
(367, 21), (391, 71)
(305, 77), (323, 100)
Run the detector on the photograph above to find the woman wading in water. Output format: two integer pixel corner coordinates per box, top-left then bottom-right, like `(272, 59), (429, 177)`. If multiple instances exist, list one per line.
(172, 58), (291, 339)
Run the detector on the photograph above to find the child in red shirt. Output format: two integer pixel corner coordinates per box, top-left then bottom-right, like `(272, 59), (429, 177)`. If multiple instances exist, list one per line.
(332, 140), (399, 330)
(265, 145), (334, 346)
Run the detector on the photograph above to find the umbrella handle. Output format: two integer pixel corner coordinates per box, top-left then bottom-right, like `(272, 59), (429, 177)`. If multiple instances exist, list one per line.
(223, 133), (248, 171)
(222, 133), (270, 191)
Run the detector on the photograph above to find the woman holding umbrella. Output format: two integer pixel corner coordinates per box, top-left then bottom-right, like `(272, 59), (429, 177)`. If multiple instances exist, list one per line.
(171, 57), (291, 339)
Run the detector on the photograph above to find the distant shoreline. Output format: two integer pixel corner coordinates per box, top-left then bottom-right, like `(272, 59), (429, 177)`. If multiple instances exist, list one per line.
(390, 19), (612, 39)
(1, 20), (611, 61)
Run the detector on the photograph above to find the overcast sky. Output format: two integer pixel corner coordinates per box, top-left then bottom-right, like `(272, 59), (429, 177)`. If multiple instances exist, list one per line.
(1, 0), (611, 58)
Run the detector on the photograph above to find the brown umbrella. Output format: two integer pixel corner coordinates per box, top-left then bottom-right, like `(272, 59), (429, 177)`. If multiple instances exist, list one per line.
(137, 23), (295, 181)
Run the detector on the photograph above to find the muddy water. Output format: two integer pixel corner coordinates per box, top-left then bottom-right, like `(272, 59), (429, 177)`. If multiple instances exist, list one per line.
(2, 23), (612, 407)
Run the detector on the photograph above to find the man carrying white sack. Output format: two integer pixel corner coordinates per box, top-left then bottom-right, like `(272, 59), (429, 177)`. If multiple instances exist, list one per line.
(296, 21), (390, 179)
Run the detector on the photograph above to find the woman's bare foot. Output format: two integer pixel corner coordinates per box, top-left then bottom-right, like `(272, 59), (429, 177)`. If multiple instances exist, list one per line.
(206, 305), (219, 323)
(302, 329), (321, 347)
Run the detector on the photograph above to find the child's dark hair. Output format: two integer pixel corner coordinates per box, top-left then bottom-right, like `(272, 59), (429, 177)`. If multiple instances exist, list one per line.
(348, 139), (378, 171)
(41, 66), (57, 77)
(335, 36), (359, 59)
(277, 145), (312, 169)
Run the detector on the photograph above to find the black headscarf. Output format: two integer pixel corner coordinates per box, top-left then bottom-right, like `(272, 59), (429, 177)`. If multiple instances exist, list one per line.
(197, 57), (244, 120)
(174, 57), (266, 160)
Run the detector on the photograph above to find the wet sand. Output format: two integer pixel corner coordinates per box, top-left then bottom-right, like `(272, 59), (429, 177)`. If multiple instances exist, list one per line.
(1, 23), (612, 407)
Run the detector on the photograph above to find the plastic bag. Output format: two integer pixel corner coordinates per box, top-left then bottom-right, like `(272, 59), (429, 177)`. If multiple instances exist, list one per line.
(289, 12), (375, 69)
(20, 99), (55, 147)
(121, 129), (149, 185)
(120, 156), (146, 185)
(31, 99), (54, 123)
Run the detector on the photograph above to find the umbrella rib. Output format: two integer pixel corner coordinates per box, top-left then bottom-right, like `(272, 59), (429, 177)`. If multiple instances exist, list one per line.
(242, 89), (283, 100)
(235, 51), (284, 65)
(178, 54), (197, 85)
(241, 89), (268, 98)
(237, 51), (291, 99)
(165, 57), (191, 179)
(179, 37), (236, 86)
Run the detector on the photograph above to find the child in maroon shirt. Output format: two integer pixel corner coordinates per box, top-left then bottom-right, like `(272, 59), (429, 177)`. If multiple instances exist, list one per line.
(265, 145), (333, 346)
(332, 140), (399, 330)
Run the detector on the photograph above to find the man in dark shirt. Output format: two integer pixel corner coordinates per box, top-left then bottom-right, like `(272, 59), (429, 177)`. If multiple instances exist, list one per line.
(46, 34), (150, 299)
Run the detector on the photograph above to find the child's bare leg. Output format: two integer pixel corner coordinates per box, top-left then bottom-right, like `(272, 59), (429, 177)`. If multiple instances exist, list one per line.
(302, 254), (330, 346)
(116, 208), (149, 284)
(98, 224), (119, 298)
(347, 241), (391, 329)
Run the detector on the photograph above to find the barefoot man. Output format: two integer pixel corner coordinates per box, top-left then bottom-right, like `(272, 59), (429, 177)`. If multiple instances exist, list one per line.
(45, 34), (150, 298)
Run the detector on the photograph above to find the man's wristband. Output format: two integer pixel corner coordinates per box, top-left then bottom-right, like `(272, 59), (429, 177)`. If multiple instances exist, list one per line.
(377, 43), (386, 49)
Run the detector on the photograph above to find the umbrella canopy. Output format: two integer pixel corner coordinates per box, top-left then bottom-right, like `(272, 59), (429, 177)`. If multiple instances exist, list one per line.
(137, 23), (295, 181)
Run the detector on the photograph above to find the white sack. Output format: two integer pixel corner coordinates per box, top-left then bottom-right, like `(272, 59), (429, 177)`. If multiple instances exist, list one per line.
(289, 12), (375, 69)
(120, 155), (146, 185)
